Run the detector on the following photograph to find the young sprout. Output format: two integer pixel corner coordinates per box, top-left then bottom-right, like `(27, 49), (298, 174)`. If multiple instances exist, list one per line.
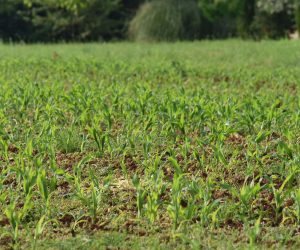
(132, 174), (146, 218)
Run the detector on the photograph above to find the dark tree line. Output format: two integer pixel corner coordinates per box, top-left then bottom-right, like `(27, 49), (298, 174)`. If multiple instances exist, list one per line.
(0, 0), (299, 42)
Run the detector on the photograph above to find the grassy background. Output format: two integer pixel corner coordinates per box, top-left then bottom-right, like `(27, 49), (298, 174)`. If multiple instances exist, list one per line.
(0, 40), (300, 249)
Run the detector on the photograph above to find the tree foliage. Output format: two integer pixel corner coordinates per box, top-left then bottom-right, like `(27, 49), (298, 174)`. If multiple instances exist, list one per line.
(0, 0), (299, 42)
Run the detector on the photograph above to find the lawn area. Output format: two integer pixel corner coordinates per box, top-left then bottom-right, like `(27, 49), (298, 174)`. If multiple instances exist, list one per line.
(1, 40), (300, 249)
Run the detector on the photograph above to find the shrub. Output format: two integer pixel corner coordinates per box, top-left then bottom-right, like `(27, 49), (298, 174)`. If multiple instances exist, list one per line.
(250, 10), (293, 39)
(296, 3), (300, 34)
(128, 0), (201, 42)
(255, 0), (294, 39)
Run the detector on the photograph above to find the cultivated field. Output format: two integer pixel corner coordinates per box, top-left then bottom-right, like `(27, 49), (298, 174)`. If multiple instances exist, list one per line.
(1, 41), (300, 249)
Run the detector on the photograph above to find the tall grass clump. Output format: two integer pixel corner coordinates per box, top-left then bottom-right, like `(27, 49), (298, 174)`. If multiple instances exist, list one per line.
(129, 0), (201, 42)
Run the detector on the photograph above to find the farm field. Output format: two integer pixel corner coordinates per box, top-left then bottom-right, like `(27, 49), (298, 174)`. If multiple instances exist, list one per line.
(1, 40), (300, 249)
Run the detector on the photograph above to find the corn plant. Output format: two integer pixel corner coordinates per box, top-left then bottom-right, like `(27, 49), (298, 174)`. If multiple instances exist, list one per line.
(144, 161), (166, 224)
(5, 203), (21, 244)
(132, 174), (146, 218)
(33, 216), (57, 250)
(272, 171), (296, 224)
(92, 128), (106, 156)
(247, 216), (262, 247)
(4, 198), (32, 245)
(37, 169), (51, 210)
(0, 138), (9, 161)
(88, 170), (111, 223)
(292, 188), (300, 222)
(167, 157), (185, 229)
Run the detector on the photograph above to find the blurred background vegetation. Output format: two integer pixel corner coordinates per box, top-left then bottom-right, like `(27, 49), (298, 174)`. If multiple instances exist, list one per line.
(0, 0), (299, 42)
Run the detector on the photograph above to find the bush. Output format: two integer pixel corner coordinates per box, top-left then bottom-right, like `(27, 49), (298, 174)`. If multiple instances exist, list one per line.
(235, 0), (295, 39)
(250, 10), (293, 39)
(296, 4), (300, 33)
(198, 0), (238, 39)
(0, 0), (33, 42)
(129, 0), (201, 42)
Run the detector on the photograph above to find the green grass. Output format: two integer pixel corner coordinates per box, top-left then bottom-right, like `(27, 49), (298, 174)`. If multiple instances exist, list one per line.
(1, 40), (300, 249)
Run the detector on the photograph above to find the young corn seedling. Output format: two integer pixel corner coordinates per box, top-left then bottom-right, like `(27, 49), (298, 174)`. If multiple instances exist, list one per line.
(272, 171), (296, 224)
(136, 87), (152, 115)
(0, 138), (9, 161)
(90, 183), (99, 223)
(177, 112), (186, 135)
(103, 104), (113, 130)
(167, 157), (185, 230)
(223, 178), (261, 219)
(92, 128), (106, 156)
(197, 178), (220, 227)
(277, 140), (293, 160)
(88, 170), (111, 223)
(5, 203), (21, 245)
(292, 188), (300, 223)
(167, 174), (184, 230)
(179, 138), (191, 163)
(247, 216), (262, 247)
(33, 216), (57, 250)
(193, 149), (205, 170)
(74, 175), (88, 206)
(4, 198), (32, 246)
(239, 179), (261, 213)
(70, 212), (89, 236)
(73, 175), (100, 223)
(145, 190), (160, 224)
(144, 165), (166, 224)
(255, 130), (270, 144)
(142, 135), (152, 158)
(213, 143), (228, 166)
(72, 156), (110, 223)
(184, 180), (199, 222)
(22, 166), (37, 198)
(132, 174), (146, 218)
(72, 157), (91, 206)
(37, 169), (56, 212)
